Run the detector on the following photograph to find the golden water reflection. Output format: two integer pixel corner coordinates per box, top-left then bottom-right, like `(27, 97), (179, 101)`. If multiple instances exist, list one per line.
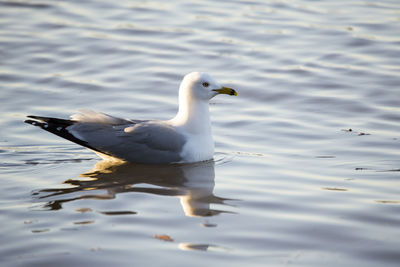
(34, 160), (232, 217)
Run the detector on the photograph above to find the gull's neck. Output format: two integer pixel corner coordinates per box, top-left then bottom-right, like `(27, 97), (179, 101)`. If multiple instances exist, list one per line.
(170, 93), (212, 134)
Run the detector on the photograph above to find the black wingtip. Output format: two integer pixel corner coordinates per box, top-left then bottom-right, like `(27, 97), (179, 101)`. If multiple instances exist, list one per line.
(23, 115), (110, 157)
(24, 115), (75, 126)
(26, 115), (43, 121)
(24, 119), (41, 126)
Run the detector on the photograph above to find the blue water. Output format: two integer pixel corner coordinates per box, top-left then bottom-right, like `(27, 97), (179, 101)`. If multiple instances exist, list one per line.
(1, 0), (399, 266)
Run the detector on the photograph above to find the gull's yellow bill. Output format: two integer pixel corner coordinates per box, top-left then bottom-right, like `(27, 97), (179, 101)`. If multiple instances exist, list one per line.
(213, 86), (238, 96)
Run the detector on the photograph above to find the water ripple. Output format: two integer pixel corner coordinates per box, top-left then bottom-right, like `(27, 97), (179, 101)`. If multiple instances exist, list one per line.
(1, 0), (399, 266)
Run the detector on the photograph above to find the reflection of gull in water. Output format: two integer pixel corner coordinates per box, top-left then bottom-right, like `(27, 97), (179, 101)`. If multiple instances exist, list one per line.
(34, 160), (233, 217)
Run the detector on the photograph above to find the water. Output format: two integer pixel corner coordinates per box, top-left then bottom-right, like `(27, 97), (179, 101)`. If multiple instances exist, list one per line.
(1, 0), (400, 266)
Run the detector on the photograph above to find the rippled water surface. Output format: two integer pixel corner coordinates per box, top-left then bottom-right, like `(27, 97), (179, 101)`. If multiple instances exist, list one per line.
(1, 0), (400, 266)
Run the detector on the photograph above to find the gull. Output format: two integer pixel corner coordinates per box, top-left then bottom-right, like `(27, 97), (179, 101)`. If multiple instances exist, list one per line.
(25, 72), (237, 164)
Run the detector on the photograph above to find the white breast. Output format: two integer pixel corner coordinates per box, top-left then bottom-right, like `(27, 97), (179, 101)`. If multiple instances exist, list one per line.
(179, 133), (215, 163)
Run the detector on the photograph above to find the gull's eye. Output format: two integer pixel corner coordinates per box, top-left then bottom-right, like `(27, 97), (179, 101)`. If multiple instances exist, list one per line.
(202, 82), (209, 87)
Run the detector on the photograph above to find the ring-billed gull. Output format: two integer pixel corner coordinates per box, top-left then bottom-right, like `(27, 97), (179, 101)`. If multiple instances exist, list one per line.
(25, 72), (237, 164)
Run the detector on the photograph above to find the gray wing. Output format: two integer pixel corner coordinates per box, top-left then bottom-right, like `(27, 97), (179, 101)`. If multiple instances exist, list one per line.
(67, 121), (187, 164)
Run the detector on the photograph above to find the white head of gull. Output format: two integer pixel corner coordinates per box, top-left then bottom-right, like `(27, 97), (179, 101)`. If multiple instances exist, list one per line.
(169, 72), (237, 162)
